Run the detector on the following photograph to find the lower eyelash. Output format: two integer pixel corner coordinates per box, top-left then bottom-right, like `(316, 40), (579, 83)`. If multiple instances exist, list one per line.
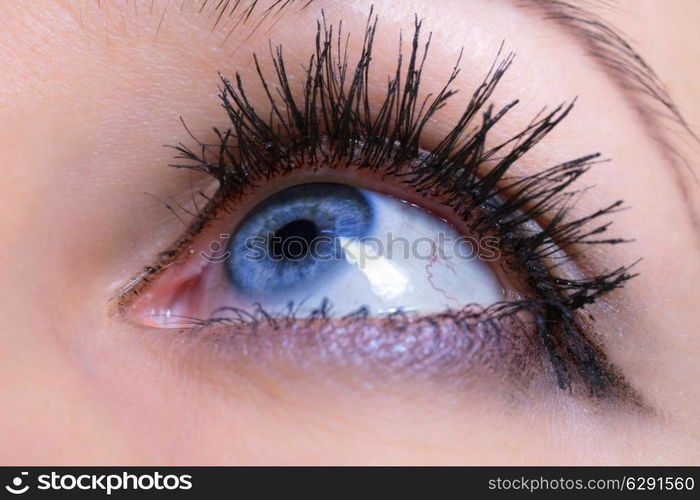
(173, 298), (637, 405)
(185, 302), (541, 385)
(120, 10), (640, 401)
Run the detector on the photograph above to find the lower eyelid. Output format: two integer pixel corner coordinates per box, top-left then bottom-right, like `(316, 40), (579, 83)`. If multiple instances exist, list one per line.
(175, 304), (543, 388)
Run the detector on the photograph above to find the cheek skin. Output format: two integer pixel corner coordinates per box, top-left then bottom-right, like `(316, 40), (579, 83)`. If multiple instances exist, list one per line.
(0, 0), (699, 465)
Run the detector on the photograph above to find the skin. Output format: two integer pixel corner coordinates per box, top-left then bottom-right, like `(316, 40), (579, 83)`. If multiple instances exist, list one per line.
(0, 0), (699, 465)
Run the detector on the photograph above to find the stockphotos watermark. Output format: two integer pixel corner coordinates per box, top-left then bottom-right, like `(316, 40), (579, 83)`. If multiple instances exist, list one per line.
(4, 471), (192, 495)
(199, 231), (501, 266)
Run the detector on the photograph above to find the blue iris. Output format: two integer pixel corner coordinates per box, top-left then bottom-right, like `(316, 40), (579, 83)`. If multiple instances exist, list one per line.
(226, 183), (374, 296)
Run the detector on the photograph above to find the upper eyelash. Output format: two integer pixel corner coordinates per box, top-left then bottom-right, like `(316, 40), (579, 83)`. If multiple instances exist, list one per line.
(118, 10), (639, 401)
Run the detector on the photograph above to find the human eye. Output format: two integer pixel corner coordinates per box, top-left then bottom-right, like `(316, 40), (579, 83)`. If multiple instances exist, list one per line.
(113, 12), (636, 401)
(134, 180), (505, 320)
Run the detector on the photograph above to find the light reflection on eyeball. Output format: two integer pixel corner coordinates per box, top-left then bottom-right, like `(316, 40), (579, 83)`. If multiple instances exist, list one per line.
(128, 183), (506, 328)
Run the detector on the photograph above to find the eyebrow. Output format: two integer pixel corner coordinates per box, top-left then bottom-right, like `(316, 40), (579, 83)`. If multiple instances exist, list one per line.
(197, 0), (698, 226)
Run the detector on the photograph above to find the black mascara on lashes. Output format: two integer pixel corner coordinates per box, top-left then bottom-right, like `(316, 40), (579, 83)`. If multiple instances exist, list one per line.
(116, 10), (640, 403)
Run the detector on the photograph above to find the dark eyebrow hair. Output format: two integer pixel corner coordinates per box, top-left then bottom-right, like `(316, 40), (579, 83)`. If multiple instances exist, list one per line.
(197, 0), (699, 227)
(527, 0), (689, 130)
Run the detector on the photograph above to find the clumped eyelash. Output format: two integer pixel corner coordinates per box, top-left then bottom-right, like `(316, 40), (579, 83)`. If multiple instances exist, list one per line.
(123, 10), (639, 400)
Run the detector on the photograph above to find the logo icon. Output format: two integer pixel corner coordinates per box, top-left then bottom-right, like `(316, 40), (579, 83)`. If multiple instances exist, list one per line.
(5, 472), (29, 495)
(199, 234), (231, 263)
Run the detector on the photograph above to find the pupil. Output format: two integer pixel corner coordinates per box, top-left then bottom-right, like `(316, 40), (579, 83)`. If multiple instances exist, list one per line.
(270, 219), (319, 260)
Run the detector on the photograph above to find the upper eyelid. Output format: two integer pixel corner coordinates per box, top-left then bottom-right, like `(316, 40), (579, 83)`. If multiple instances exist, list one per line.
(67, 0), (690, 159)
(77, 0), (695, 223)
(108, 0), (691, 141)
(75, 0), (682, 137)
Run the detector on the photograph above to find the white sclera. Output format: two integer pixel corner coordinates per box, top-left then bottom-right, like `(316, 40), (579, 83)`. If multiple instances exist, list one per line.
(252, 189), (505, 316)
